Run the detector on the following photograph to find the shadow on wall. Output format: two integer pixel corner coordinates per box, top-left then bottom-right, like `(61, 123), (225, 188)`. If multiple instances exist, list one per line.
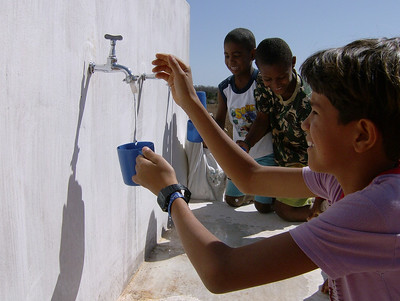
(162, 90), (186, 182)
(142, 89), (186, 260)
(51, 64), (90, 301)
(162, 90), (173, 163)
(141, 90), (176, 260)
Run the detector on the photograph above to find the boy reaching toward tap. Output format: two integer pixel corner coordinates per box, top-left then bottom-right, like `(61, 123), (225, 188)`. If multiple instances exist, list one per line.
(133, 38), (400, 300)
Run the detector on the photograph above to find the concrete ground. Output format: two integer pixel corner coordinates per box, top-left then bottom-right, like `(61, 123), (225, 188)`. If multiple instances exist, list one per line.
(117, 200), (329, 301)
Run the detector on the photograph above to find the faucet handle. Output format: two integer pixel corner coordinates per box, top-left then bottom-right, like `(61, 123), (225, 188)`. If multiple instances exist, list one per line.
(104, 34), (123, 41)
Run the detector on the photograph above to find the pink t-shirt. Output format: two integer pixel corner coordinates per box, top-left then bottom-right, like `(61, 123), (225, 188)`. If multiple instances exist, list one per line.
(290, 167), (400, 301)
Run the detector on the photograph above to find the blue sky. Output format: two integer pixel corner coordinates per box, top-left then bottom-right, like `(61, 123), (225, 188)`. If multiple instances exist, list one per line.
(186, 0), (400, 86)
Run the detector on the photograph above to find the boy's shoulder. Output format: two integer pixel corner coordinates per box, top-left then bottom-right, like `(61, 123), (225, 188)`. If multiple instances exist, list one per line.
(298, 73), (312, 97)
(291, 72), (312, 107)
(219, 69), (259, 93)
(218, 75), (234, 91)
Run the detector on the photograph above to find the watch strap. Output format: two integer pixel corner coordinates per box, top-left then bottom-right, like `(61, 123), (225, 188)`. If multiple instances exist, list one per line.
(168, 192), (184, 216)
(157, 183), (191, 212)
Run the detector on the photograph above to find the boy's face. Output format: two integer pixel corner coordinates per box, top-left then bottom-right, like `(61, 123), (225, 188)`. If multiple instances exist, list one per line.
(224, 42), (255, 76)
(302, 92), (356, 174)
(258, 60), (296, 100)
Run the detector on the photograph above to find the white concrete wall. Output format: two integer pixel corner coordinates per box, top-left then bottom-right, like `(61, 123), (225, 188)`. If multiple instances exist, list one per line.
(0, 1), (190, 300)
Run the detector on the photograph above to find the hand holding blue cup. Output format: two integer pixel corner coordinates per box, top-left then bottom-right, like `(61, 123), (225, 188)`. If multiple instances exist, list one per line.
(117, 141), (155, 186)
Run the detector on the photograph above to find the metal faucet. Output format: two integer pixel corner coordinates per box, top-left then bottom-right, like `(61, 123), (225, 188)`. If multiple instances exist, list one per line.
(89, 34), (137, 83)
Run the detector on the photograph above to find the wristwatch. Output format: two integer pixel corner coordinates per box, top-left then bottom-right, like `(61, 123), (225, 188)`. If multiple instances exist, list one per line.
(157, 183), (191, 212)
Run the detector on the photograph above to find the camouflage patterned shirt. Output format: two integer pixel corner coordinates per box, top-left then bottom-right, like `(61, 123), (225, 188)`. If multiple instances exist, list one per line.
(254, 70), (311, 167)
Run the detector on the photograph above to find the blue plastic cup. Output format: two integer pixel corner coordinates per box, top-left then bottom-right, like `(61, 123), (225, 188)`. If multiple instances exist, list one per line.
(187, 120), (203, 143)
(117, 141), (155, 186)
(186, 92), (206, 143)
(196, 91), (207, 108)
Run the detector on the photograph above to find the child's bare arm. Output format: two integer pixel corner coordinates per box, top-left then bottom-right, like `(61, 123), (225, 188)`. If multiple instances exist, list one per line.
(241, 111), (271, 149)
(214, 91), (227, 130)
(171, 196), (317, 293)
(247, 165), (315, 198)
(134, 148), (317, 293)
(152, 53), (314, 198)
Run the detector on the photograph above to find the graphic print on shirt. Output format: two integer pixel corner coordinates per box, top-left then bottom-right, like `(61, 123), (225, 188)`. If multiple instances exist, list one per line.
(229, 104), (257, 138)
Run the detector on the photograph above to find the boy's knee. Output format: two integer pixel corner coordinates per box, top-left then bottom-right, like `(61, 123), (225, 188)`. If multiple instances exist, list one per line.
(274, 200), (310, 222)
(224, 195), (246, 207)
(254, 201), (274, 213)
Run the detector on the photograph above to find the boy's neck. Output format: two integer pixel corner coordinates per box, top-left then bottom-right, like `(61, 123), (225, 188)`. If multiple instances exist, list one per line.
(233, 68), (254, 90)
(336, 155), (397, 196)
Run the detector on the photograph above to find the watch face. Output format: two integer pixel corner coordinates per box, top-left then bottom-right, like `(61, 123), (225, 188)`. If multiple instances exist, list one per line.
(157, 193), (167, 211)
(157, 184), (190, 212)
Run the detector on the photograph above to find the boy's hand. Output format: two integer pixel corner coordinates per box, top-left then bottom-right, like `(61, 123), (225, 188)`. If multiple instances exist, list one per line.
(152, 54), (198, 109)
(236, 140), (250, 153)
(132, 146), (178, 195)
(307, 197), (326, 221)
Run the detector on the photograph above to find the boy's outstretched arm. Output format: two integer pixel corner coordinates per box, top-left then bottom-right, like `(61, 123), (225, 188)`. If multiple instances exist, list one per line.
(133, 147), (318, 294)
(242, 111), (271, 149)
(152, 53), (313, 198)
(214, 91), (228, 130)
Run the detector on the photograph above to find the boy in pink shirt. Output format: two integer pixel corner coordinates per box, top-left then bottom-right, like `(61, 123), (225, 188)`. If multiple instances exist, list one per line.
(134, 38), (400, 300)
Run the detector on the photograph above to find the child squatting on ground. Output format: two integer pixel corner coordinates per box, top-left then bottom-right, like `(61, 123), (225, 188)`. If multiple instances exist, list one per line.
(250, 37), (319, 221)
(133, 38), (400, 300)
(215, 28), (275, 212)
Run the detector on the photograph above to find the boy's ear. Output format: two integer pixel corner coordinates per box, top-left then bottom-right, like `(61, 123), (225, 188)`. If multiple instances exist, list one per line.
(250, 48), (256, 60)
(292, 56), (296, 69)
(353, 119), (378, 153)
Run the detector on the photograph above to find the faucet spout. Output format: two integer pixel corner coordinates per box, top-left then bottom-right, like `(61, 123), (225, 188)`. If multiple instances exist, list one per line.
(88, 34), (137, 83)
(112, 63), (137, 83)
(88, 62), (137, 83)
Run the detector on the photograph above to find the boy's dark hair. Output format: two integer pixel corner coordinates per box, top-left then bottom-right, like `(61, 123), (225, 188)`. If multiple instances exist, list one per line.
(301, 37), (400, 161)
(255, 38), (293, 67)
(224, 28), (256, 51)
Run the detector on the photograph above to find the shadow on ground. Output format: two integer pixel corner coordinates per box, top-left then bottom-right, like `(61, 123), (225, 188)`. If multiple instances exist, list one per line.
(145, 199), (300, 262)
